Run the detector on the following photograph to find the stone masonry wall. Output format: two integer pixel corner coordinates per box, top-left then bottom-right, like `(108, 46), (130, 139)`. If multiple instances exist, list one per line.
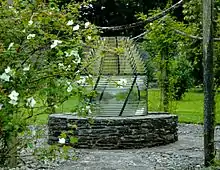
(48, 113), (178, 149)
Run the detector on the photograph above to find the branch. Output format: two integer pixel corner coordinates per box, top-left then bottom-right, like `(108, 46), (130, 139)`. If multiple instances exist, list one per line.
(97, 0), (184, 31)
(175, 29), (220, 41)
(130, 16), (168, 40)
(130, 31), (149, 40)
(29, 53), (104, 84)
(174, 29), (202, 40)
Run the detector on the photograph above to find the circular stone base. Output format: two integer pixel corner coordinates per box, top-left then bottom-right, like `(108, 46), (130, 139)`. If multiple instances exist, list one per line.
(48, 113), (178, 149)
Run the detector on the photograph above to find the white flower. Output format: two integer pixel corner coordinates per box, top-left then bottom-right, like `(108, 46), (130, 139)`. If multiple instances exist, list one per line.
(0, 73), (10, 82)
(73, 24), (79, 31)
(8, 43), (14, 50)
(26, 97), (36, 108)
(28, 20), (33, 26)
(0, 104), (3, 110)
(58, 63), (65, 68)
(65, 50), (81, 63)
(64, 51), (70, 57)
(27, 34), (35, 39)
(67, 85), (73, 92)
(76, 77), (86, 85)
(88, 4), (93, 8)
(8, 90), (19, 105)
(66, 20), (73, 26)
(32, 130), (36, 136)
(83, 4), (92, 9)
(101, 6), (106, 10)
(51, 40), (62, 49)
(121, 79), (127, 84)
(59, 138), (65, 144)
(9, 100), (18, 105)
(86, 105), (92, 114)
(8, 90), (19, 101)
(14, 10), (18, 14)
(65, 65), (71, 71)
(87, 36), (92, 40)
(117, 78), (127, 88)
(5, 66), (11, 74)
(85, 22), (90, 28)
(23, 65), (30, 71)
(73, 56), (81, 64)
(65, 50), (79, 57)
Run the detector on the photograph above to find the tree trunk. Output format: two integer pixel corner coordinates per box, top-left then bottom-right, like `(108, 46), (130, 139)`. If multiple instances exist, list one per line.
(163, 57), (169, 112)
(7, 134), (17, 168)
(203, 0), (215, 166)
(161, 49), (169, 112)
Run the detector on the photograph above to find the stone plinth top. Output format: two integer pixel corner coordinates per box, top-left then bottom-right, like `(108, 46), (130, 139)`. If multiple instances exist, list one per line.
(49, 113), (177, 120)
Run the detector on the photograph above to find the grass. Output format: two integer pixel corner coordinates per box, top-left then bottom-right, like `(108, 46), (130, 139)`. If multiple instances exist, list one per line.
(55, 96), (80, 113)
(35, 96), (80, 124)
(36, 89), (220, 125)
(148, 89), (220, 124)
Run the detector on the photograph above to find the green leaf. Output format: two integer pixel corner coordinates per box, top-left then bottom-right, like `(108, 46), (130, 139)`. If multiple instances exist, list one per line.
(70, 136), (78, 144)
(60, 132), (67, 139)
(28, 143), (33, 149)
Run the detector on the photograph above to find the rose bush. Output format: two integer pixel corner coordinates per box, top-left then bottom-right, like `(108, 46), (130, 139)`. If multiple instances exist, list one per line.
(0, 0), (98, 167)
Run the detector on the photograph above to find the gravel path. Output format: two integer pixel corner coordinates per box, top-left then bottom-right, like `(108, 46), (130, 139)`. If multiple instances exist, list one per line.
(11, 124), (220, 170)
(54, 124), (206, 170)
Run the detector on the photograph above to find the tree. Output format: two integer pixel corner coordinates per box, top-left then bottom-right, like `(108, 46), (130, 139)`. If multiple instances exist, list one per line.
(78, 0), (170, 37)
(142, 15), (194, 113)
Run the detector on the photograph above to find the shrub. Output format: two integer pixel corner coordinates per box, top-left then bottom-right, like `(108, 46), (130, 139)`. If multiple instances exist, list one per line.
(0, 0), (98, 167)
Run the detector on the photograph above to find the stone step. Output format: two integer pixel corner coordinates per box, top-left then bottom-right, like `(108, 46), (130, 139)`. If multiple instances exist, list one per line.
(82, 37), (147, 92)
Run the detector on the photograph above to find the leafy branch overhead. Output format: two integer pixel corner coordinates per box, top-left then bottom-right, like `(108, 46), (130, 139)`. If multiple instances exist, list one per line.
(97, 0), (184, 31)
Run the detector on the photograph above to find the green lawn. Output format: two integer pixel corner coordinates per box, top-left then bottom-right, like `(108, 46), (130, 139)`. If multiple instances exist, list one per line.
(35, 96), (80, 124)
(36, 89), (220, 124)
(148, 89), (220, 124)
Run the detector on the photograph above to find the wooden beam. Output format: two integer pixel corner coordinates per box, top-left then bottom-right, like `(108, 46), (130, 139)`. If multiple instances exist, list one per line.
(203, 0), (215, 166)
(175, 29), (220, 41)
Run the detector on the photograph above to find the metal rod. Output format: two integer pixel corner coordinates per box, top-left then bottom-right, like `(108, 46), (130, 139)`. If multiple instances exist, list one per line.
(119, 76), (137, 116)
